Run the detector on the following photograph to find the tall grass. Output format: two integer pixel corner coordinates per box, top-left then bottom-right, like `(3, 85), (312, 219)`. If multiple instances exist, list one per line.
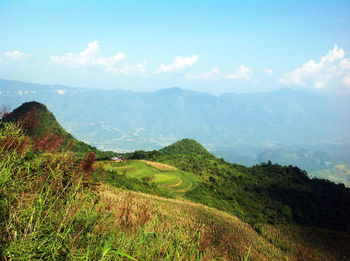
(1, 122), (269, 260)
(1, 122), (343, 260)
(0, 122), (101, 259)
(0, 123), (207, 259)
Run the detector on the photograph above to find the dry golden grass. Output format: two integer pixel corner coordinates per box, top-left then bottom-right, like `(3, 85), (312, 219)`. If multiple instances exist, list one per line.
(140, 159), (177, 171)
(98, 183), (292, 260)
(97, 183), (350, 260)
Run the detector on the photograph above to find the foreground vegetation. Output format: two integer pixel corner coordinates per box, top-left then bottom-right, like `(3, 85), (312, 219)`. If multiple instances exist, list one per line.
(1, 102), (350, 260)
(0, 122), (283, 260)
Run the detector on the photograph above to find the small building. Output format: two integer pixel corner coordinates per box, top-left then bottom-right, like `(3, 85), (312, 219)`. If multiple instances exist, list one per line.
(111, 155), (126, 162)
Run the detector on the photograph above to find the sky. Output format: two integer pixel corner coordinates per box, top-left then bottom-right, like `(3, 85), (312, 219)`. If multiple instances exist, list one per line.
(0, 0), (349, 94)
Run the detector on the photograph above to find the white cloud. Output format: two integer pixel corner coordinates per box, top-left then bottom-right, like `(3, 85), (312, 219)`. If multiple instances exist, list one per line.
(50, 40), (127, 73)
(225, 65), (253, 81)
(57, 90), (66, 95)
(280, 45), (350, 89)
(186, 65), (256, 81)
(3, 51), (29, 60)
(154, 55), (198, 74)
(186, 67), (220, 79)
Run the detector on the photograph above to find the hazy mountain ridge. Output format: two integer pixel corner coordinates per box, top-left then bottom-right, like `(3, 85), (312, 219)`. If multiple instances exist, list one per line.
(1, 78), (350, 175)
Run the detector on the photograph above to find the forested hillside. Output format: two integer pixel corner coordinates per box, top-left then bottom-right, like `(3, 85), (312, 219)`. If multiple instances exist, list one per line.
(1, 102), (349, 260)
(126, 139), (350, 230)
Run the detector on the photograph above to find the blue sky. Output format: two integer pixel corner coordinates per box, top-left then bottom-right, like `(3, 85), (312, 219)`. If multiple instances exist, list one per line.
(0, 0), (349, 94)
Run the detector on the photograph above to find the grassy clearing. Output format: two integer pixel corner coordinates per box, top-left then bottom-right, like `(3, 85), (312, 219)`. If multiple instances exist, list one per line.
(100, 160), (198, 195)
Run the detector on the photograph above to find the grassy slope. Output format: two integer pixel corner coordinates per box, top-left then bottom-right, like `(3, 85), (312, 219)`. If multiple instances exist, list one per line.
(100, 160), (198, 196)
(98, 184), (289, 260)
(2, 104), (350, 259)
(125, 139), (350, 232)
(0, 122), (284, 260)
(1, 122), (349, 260)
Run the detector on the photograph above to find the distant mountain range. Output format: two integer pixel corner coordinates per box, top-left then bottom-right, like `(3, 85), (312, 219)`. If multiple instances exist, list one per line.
(1, 78), (350, 177)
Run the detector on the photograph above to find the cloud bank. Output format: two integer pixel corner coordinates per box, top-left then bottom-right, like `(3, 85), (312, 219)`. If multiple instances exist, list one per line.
(186, 67), (220, 79)
(50, 41), (128, 73)
(1, 51), (29, 60)
(280, 45), (350, 89)
(225, 65), (253, 81)
(154, 55), (198, 74)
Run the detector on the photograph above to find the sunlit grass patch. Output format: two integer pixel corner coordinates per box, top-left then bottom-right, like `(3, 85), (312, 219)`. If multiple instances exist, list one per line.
(100, 160), (198, 195)
(140, 159), (177, 171)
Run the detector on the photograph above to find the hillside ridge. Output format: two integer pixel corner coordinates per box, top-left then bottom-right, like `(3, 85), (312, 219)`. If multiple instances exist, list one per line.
(160, 138), (212, 156)
(3, 101), (115, 158)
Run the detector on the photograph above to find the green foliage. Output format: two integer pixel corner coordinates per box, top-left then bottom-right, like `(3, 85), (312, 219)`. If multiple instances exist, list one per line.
(244, 245), (252, 261)
(1, 121), (349, 260)
(2, 122), (278, 260)
(160, 139), (212, 157)
(125, 140), (350, 231)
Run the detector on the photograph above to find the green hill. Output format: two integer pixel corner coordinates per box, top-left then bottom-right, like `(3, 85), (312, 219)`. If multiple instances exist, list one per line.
(3, 101), (115, 159)
(125, 140), (350, 231)
(160, 138), (212, 157)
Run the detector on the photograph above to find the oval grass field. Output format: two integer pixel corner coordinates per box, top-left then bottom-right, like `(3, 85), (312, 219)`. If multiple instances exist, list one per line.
(102, 160), (198, 195)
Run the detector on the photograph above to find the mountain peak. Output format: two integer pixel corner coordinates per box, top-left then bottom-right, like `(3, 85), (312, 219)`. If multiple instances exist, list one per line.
(155, 87), (183, 94)
(11, 101), (48, 115)
(3, 101), (94, 154)
(4, 101), (69, 140)
(160, 138), (211, 156)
